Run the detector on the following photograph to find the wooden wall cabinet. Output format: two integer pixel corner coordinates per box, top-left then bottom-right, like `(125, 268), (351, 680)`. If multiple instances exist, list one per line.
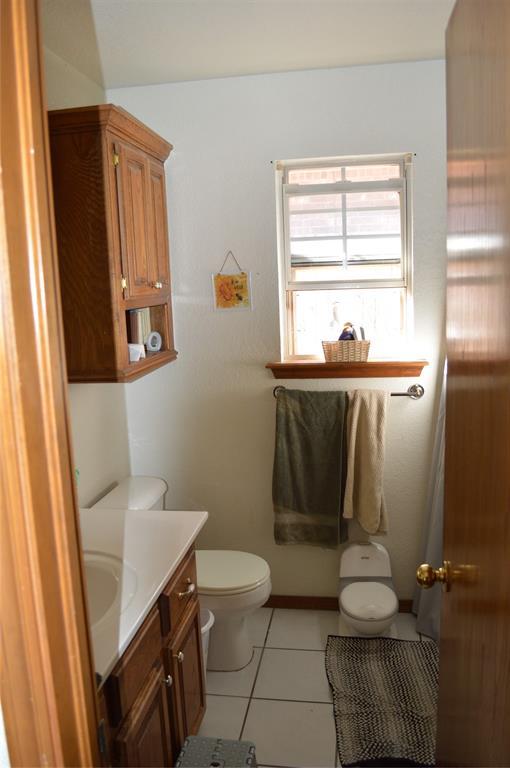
(99, 548), (205, 767)
(48, 104), (177, 382)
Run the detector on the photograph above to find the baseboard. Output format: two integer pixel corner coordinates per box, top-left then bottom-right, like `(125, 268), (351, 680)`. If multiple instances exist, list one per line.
(265, 595), (414, 613)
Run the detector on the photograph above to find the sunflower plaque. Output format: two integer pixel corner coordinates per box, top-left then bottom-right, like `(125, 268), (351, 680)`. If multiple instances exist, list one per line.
(212, 251), (252, 311)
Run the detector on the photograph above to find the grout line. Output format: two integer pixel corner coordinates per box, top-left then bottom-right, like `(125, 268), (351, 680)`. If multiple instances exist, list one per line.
(239, 609), (275, 740)
(262, 646), (328, 652)
(264, 645), (333, 652)
(249, 696), (333, 706)
(207, 693), (251, 700)
(239, 647), (266, 738)
(261, 607), (274, 647)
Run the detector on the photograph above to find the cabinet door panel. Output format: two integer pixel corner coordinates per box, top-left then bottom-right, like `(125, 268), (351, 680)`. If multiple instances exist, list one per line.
(115, 142), (153, 299)
(104, 608), (161, 727)
(147, 159), (171, 290)
(168, 601), (206, 742)
(113, 662), (173, 768)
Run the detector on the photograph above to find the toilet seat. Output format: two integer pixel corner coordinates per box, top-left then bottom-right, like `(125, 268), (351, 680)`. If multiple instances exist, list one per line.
(197, 550), (270, 596)
(340, 582), (398, 621)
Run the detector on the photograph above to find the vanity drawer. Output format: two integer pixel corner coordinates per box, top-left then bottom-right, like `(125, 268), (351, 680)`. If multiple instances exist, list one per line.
(104, 607), (162, 727)
(159, 548), (197, 637)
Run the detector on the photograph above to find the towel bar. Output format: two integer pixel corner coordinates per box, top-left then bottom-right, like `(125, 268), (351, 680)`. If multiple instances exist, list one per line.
(272, 384), (425, 400)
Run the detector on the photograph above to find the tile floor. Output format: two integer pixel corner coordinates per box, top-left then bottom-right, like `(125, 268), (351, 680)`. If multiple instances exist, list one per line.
(199, 607), (428, 768)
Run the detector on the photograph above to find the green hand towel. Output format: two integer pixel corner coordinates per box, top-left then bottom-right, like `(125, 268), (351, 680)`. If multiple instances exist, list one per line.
(272, 389), (347, 548)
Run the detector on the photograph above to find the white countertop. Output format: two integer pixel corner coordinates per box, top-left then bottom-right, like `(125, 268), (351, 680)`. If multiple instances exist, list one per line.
(79, 506), (208, 683)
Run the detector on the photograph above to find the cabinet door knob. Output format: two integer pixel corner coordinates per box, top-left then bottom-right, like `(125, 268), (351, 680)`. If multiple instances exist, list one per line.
(175, 651), (184, 664)
(177, 579), (196, 600)
(152, 281), (163, 289)
(163, 674), (173, 687)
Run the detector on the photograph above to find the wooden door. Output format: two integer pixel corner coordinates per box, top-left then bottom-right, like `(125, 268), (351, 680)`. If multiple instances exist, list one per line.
(147, 158), (171, 292)
(1, 0), (99, 763)
(437, 1), (510, 765)
(167, 602), (206, 744)
(114, 140), (154, 299)
(113, 662), (174, 768)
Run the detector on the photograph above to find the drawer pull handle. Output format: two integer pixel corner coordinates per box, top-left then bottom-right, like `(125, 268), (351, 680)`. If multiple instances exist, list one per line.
(152, 281), (163, 289)
(163, 674), (173, 687)
(177, 579), (196, 600)
(175, 651), (184, 664)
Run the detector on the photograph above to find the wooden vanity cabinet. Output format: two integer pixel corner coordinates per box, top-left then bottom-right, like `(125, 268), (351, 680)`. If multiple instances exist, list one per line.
(48, 104), (177, 382)
(100, 548), (205, 767)
(113, 661), (174, 768)
(164, 601), (206, 744)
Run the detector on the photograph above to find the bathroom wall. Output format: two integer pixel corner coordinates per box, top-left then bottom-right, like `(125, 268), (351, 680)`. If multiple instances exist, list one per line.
(107, 59), (447, 599)
(43, 47), (132, 506)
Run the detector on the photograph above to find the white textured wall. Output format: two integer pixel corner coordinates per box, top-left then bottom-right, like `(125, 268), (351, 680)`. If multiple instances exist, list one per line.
(43, 47), (131, 506)
(108, 60), (446, 598)
(44, 47), (105, 110)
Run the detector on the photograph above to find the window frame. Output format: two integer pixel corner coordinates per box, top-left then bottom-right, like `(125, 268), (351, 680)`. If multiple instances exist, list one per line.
(275, 153), (414, 360)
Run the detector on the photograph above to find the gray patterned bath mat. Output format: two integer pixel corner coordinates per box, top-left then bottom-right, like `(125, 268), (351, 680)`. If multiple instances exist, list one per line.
(325, 636), (439, 767)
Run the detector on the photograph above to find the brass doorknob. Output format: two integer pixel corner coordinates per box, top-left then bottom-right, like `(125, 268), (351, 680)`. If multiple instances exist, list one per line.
(416, 561), (452, 592)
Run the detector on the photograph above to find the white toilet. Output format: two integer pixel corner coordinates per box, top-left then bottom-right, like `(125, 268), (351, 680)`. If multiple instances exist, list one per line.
(338, 542), (398, 635)
(91, 476), (271, 672)
(196, 550), (271, 671)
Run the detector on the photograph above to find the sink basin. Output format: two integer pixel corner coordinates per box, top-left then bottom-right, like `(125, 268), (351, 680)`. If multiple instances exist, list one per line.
(83, 551), (137, 628)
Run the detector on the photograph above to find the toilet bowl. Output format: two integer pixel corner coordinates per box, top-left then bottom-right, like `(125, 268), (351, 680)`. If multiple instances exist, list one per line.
(196, 550), (271, 671)
(338, 542), (398, 635)
(91, 476), (272, 671)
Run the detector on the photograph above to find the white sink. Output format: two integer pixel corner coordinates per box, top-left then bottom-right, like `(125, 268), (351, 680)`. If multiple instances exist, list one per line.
(83, 551), (137, 628)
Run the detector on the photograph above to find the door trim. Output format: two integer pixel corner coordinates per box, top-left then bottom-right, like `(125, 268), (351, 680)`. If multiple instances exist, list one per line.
(0, 0), (98, 764)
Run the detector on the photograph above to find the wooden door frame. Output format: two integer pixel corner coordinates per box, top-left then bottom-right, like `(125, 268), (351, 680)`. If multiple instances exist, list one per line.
(0, 0), (99, 764)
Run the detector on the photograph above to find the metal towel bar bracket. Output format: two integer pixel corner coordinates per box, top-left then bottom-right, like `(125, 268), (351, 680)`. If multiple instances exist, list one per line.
(273, 384), (425, 400)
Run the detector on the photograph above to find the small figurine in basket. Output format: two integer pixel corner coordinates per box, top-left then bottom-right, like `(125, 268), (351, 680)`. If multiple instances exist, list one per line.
(339, 322), (366, 341)
(339, 322), (356, 341)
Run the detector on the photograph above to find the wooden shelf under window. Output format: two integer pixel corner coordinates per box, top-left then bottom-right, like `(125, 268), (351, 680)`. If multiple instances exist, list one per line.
(266, 360), (428, 379)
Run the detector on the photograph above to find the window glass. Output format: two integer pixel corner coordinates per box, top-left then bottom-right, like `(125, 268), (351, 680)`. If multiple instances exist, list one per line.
(292, 288), (406, 357)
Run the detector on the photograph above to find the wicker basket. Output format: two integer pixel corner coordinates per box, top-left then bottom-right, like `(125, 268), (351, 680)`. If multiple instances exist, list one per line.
(322, 339), (370, 362)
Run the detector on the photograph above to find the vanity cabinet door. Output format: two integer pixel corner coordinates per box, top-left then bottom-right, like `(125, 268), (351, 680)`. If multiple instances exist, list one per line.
(165, 601), (206, 745)
(112, 661), (174, 768)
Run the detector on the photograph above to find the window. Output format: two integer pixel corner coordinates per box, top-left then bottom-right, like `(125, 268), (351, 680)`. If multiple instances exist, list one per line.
(275, 154), (413, 359)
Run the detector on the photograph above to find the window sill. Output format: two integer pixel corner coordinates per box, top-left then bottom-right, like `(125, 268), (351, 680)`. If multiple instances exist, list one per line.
(265, 359), (428, 379)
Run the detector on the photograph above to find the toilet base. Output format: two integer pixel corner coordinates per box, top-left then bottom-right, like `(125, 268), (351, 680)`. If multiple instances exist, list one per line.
(340, 608), (396, 636)
(199, 577), (271, 672)
(207, 614), (253, 671)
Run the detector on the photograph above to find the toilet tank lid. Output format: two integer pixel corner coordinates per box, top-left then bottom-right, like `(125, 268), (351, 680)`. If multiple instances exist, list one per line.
(339, 542), (391, 577)
(91, 476), (168, 510)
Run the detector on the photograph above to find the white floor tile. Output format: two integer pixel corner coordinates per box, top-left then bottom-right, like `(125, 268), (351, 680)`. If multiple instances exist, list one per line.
(242, 699), (336, 767)
(248, 607), (273, 647)
(254, 649), (332, 703)
(386, 612), (420, 641)
(198, 695), (249, 740)
(333, 613), (359, 636)
(266, 609), (341, 651)
(206, 648), (262, 697)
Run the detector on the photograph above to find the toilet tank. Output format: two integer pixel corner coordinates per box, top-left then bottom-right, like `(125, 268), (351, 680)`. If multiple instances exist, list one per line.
(91, 476), (168, 510)
(339, 542), (392, 578)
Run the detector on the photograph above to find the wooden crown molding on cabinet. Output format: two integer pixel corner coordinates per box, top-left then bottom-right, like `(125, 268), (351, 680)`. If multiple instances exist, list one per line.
(1, 0), (99, 764)
(48, 103), (173, 161)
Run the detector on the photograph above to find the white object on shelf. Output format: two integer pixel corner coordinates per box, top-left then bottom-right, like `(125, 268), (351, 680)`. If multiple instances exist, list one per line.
(128, 343), (145, 362)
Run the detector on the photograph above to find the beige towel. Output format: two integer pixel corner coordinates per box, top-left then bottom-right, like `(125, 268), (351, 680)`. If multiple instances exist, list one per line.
(343, 390), (389, 534)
